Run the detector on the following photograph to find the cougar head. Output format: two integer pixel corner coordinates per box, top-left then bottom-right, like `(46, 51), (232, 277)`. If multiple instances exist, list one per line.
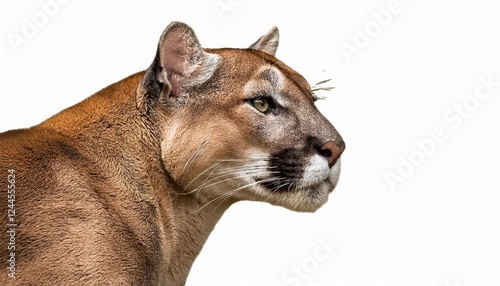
(137, 22), (345, 212)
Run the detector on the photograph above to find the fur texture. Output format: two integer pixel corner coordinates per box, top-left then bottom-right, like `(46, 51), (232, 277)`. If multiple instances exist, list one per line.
(0, 22), (344, 285)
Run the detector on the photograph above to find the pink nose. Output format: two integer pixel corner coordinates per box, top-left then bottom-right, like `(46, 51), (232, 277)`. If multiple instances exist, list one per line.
(320, 141), (345, 168)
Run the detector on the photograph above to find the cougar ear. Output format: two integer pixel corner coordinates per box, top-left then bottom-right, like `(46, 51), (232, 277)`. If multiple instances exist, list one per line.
(249, 26), (280, 56)
(137, 22), (219, 113)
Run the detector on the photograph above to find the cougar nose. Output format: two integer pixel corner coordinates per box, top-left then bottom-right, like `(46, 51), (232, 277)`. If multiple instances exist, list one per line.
(320, 141), (345, 168)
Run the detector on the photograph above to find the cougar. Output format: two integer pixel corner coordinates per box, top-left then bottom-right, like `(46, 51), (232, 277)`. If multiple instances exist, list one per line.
(0, 21), (345, 285)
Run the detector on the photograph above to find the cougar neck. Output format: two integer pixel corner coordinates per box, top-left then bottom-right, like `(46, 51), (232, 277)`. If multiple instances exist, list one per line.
(163, 192), (233, 285)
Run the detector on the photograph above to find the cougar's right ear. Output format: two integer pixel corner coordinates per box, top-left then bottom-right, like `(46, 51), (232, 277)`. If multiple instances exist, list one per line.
(249, 26), (280, 56)
(137, 22), (219, 113)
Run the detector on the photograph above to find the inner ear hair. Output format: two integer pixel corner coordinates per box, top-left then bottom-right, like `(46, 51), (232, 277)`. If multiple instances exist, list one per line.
(157, 22), (204, 97)
(137, 21), (219, 113)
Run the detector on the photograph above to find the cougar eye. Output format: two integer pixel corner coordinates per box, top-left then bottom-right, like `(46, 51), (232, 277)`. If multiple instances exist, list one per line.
(250, 98), (270, 113)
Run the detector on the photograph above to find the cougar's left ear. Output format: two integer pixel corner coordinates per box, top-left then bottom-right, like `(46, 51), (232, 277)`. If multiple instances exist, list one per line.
(249, 26), (280, 56)
(137, 21), (219, 113)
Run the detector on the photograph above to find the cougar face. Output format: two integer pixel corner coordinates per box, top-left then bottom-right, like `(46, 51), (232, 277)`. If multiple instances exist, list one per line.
(142, 23), (345, 212)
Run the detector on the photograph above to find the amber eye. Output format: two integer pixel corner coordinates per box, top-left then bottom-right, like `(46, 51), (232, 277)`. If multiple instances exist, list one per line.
(250, 98), (270, 113)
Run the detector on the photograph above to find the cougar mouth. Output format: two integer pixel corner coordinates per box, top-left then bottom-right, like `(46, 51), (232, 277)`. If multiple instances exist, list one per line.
(256, 155), (340, 194)
(256, 174), (332, 194)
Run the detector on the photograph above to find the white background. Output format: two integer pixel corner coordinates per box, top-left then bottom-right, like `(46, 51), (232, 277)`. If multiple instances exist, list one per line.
(1, 1), (500, 285)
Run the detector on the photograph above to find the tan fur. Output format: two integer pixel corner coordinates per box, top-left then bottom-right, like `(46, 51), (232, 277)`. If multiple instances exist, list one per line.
(0, 22), (344, 285)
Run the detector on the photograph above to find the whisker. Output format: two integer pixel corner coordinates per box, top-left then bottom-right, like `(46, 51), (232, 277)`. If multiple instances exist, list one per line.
(180, 140), (208, 180)
(183, 161), (222, 192)
(213, 166), (269, 176)
(189, 169), (279, 195)
(311, 78), (335, 101)
(215, 157), (269, 163)
(267, 178), (297, 207)
(184, 158), (271, 193)
(193, 177), (278, 213)
(267, 178), (291, 193)
(199, 157), (270, 182)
